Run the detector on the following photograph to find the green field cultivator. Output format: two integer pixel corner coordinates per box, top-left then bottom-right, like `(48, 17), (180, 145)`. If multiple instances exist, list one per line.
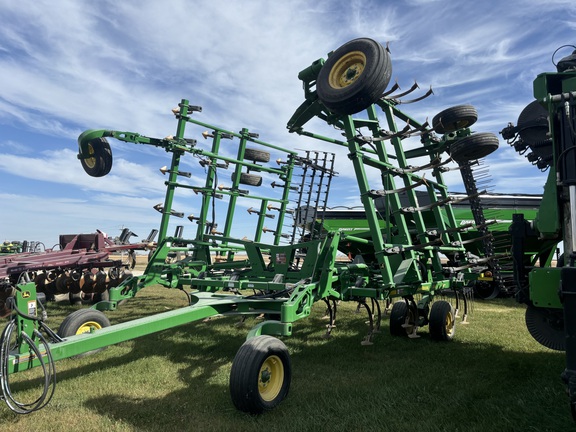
(501, 46), (576, 420)
(0, 38), (502, 415)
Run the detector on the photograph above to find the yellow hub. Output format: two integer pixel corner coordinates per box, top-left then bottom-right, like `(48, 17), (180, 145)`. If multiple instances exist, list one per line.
(76, 321), (102, 335)
(84, 143), (96, 169)
(445, 311), (454, 334)
(328, 51), (366, 89)
(258, 355), (284, 401)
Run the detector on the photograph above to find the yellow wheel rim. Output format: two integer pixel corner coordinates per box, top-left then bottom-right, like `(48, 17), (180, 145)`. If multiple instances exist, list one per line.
(84, 143), (96, 169)
(258, 355), (284, 402)
(75, 321), (102, 335)
(445, 311), (454, 334)
(328, 51), (366, 90)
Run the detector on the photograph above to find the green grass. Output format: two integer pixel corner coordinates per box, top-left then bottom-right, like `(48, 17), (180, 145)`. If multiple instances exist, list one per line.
(0, 288), (572, 432)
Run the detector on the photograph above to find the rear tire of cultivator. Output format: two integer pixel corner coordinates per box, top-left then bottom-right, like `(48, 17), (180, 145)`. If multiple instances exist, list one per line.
(429, 300), (455, 341)
(449, 132), (499, 164)
(432, 105), (478, 134)
(316, 37), (392, 115)
(390, 301), (415, 337)
(237, 172), (263, 187)
(58, 309), (111, 356)
(80, 137), (113, 177)
(244, 148), (270, 163)
(230, 335), (291, 414)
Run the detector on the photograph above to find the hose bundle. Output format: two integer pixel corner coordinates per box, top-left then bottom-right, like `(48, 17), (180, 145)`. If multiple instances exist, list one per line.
(0, 296), (58, 414)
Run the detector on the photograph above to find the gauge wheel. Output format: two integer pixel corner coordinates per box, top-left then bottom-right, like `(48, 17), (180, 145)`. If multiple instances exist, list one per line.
(450, 132), (499, 163)
(316, 37), (392, 115)
(236, 172), (263, 186)
(432, 105), (478, 134)
(230, 335), (291, 414)
(244, 148), (271, 163)
(389, 301), (415, 336)
(58, 309), (111, 356)
(429, 300), (456, 341)
(80, 137), (113, 177)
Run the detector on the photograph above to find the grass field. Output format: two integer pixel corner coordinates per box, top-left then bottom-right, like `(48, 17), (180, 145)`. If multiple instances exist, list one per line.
(0, 286), (572, 432)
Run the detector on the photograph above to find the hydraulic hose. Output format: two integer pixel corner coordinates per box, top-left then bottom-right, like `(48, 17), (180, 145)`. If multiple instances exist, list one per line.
(0, 296), (57, 414)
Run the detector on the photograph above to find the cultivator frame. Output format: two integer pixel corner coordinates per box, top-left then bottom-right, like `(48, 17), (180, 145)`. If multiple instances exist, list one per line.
(1, 37), (500, 415)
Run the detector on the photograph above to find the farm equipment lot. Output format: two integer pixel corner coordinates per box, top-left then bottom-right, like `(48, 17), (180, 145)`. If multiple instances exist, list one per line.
(0, 286), (569, 432)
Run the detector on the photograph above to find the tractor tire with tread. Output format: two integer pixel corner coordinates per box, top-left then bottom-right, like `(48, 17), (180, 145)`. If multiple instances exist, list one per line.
(237, 172), (263, 187)
(450, 132), (499, 163)
(316, 37), (392, 115)
(432, 105), (478, 134)
(230, 335), (291, 414)
(244, 148), (270, 163)
(390, 301), (414, 336)
(58, 309), (111, 356)
(429, 300), (455, 341)
(80, 137), (113, 177)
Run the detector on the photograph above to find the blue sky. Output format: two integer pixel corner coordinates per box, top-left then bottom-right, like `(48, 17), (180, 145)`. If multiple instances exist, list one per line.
(1, 0), (575, 247)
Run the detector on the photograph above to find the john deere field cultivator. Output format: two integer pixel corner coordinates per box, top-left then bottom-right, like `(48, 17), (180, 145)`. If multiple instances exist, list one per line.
(0, 38), (501, 414)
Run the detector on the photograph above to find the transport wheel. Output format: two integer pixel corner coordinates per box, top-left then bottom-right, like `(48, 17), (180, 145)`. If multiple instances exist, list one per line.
(449, 132), (499, 163)
(236, 172), (263, 187)
(80, 137), (113, 177)
(429, 300), (455, 341)
(432, 105), (478, 134)
(229, 335), (291, 414)
(58, 309), (111, 356)
(389, 301), (415, 336)
(244, 148), (270, 163)
(316, 37), (392, 115)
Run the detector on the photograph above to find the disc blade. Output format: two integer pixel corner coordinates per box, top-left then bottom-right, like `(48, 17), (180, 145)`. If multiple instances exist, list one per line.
(525, 305), (565, 351)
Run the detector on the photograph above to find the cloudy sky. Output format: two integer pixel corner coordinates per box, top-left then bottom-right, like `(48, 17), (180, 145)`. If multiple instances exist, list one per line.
(1, 0), (575, 247)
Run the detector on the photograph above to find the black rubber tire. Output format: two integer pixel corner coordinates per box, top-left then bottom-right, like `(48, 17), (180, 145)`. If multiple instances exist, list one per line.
(473, 281), (500, 300)
(244, 148), (270, 163)
(80, 137), (113, 177)
(432, 105), (478, 134)
(230, 335), (291, 414)
(237, 172), (262, 187)
(316, 38), (392, 115)
(57, 309), (111, 356)
(449, 132), (499, 163)
(429, 300), (455, 341)
(517, 100), (549, 146)
(390, 301), (411, 336)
